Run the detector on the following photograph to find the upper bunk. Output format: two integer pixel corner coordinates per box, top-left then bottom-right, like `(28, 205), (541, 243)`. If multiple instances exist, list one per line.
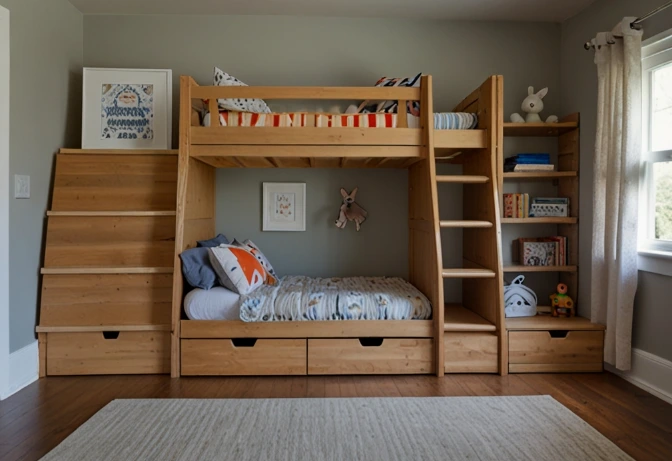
(180, 75), (497, 168)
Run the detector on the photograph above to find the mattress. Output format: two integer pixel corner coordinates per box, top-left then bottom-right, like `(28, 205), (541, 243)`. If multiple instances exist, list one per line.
(238, 276), (432, 322)
(184, 276), (432, 322)
(202, 111), (477, 130)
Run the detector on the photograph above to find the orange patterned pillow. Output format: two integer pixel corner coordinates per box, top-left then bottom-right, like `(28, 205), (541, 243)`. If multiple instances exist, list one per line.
(208, 245), (266, 295)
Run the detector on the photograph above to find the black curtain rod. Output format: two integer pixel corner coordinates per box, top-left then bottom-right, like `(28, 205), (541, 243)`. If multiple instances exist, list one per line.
(583, 0), (672, 50)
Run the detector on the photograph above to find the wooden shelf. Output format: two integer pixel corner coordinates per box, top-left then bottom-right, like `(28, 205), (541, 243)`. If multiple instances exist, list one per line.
(444, 305), (496, 332)
(36, 324), (171, 333)
(504, 265), (577, 273)
(436, 175), (489, 184)
(41, 267), (174, 275)
(47, 211), (177, 217)
(506, 315), (605, 331)
(503, 171), (577, 180)
(502, 217), (577, 224)
(503, 122), (578, 137)
(440, 220), (493, 228)
(442, 268), (496, 278)
(59, 148), (178, 155)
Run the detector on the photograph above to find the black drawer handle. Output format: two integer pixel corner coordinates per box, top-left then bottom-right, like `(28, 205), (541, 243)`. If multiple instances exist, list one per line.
(102, 331), (120, 340)
(359, 338), (384, 347)
(549, 330), (569, 339)
(231, 338), (258, 348)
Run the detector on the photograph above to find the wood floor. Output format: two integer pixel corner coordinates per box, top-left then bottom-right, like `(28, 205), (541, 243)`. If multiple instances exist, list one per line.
(0, 372), (670, 461)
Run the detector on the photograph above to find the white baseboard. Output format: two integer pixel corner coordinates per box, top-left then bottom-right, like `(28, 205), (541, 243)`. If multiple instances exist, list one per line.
(606, 348), (672, 405)
(0, 340), (39, 400)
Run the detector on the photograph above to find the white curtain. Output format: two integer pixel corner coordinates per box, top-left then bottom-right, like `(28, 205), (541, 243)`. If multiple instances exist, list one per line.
(590, 18), (642, 371)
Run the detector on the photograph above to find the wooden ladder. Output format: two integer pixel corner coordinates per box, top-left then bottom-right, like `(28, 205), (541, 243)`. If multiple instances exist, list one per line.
(36, 149), (178, 376)
(411, 76), (506, 376)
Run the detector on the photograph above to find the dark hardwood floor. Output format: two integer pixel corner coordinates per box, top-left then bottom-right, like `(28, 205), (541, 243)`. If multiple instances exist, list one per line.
(1, 372), (670, 460)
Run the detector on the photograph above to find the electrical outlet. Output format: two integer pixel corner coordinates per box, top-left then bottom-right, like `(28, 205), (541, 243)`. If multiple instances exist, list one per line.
(14, 174), (30, 199)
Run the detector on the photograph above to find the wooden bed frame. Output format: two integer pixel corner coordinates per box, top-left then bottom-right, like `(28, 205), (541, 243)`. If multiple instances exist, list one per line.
(172, 75), (504, 378)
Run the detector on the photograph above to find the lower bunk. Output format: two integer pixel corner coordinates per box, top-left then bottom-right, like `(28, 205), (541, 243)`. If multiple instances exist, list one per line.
(179, 275), (436, 376)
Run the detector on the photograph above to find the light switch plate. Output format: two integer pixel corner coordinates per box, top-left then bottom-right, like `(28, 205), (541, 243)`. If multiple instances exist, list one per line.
(14, 174), (30, 199)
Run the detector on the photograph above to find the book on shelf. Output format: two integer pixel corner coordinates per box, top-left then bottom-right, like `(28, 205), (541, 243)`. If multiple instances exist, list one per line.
(503, 193), (529, 218)
(505, 164), (555, 172)
(512, 236), (568, 266)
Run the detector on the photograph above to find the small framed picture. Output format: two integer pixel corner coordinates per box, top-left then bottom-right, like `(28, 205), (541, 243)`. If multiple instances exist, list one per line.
(82, 68), (172, 150)
(263, 182), (306, 231)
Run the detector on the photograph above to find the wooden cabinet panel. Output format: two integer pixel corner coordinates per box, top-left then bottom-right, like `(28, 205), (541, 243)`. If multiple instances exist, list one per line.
(46, 331), (170, 375)
(181, 339), (307, 376)
(444, 333), (498, 373)
(40, 274), (172, 326)
(44, 216), (175, 268)
(508, 330), (603, 373)
(308, 338), (433, 375)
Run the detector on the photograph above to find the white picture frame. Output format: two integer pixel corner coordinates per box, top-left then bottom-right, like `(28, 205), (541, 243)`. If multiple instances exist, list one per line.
(263, 182), (306, 231)
(82, 68), (172, 150)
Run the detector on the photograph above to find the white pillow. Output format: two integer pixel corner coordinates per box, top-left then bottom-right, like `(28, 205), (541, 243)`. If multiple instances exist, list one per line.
(213, 67), (271, 113)
(184, 287), (240, 321)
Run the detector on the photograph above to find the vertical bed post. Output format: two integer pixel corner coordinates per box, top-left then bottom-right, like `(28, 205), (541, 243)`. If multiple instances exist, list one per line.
(171, 76), (193, 378)
(409, 75), (444, 377)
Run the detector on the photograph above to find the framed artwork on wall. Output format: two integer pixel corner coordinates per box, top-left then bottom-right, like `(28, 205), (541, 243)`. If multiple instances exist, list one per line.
(81, 68), (172, 150)
(263, 182), (306, 231)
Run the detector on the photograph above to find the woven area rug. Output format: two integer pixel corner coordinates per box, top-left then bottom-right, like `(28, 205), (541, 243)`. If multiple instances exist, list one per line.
(41, 396), (632, 461)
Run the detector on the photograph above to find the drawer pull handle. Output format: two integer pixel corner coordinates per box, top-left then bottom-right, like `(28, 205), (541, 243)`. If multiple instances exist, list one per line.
(102, 331), (120, 340)
(549, 330), (569, 339)
(231, 338), (257, 348)
(359, 338), (384, 347)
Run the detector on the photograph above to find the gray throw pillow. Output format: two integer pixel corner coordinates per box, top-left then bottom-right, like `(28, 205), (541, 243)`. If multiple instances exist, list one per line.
(180, 247), (218, 290)
(197, 233), (229, 248)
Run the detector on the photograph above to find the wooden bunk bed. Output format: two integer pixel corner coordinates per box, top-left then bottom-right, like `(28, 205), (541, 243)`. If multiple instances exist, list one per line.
(172, 75), (504, 377)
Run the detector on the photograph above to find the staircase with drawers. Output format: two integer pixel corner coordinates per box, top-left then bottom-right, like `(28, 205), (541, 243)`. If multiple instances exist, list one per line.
(36, 149), (178, 376)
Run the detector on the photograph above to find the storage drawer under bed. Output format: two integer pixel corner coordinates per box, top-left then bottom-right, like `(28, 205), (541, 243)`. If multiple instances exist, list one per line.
(307, 338), (434, 375)
(46, 331), (170, 375)
(181, 339), (307, 376)
(508, 330), (604, 373)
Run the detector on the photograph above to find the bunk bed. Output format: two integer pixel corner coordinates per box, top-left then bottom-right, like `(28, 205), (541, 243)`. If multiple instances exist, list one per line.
(172, 75), (505, 378)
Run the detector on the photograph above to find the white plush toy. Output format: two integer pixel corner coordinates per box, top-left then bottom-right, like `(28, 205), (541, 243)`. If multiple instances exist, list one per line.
(510, 86), (559, 123)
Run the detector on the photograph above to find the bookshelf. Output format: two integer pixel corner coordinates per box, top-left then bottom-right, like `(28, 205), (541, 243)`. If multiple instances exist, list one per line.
(500, 113), (606, 374)
(499, 113), (580, 302)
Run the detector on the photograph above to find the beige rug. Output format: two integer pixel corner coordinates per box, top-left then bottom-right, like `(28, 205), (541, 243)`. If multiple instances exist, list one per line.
(41, 396), (632, 460)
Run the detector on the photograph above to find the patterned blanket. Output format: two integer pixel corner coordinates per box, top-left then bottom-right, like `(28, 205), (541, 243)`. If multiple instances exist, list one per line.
(239, 276), (432, 322)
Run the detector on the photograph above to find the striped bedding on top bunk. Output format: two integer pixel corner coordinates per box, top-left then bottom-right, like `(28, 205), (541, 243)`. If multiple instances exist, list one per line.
(202, 111), (478, 130)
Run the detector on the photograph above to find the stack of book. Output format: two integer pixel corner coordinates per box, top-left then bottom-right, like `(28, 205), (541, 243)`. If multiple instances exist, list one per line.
(513, 237), (569, 266)
(504, 153), (553, 172)
(503, 193), (529, 218)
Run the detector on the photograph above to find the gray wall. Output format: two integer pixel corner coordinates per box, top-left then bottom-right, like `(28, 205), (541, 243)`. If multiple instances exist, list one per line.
(83, 15), (561, 302)
(0, 0), (82, 352)
(560, 0), (672, 360)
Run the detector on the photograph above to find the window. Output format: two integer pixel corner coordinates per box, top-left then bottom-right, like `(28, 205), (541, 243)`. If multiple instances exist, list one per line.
(641, 31), (672, 256)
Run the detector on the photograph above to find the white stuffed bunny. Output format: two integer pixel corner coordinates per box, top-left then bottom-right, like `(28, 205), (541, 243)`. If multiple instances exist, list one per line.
(510, 86), (558, 123)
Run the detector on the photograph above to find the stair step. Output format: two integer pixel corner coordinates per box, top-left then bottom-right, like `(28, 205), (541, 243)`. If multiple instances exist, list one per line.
(41, 267), (174, 275)
(442, 268), (496, 278)
(440, 220), (492, 228)
(436, 175), (489, 184)
(47, 211), (176, 217)
(36, 324), (171, 333)
(444, 305), (497, 332)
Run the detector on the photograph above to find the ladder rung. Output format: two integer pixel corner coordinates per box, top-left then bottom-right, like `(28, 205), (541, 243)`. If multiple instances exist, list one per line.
(440, 220), (492, 228)
(442, 268), (496, 278)
(436, 175), (489, 184)
(41, 267), (174, 275)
